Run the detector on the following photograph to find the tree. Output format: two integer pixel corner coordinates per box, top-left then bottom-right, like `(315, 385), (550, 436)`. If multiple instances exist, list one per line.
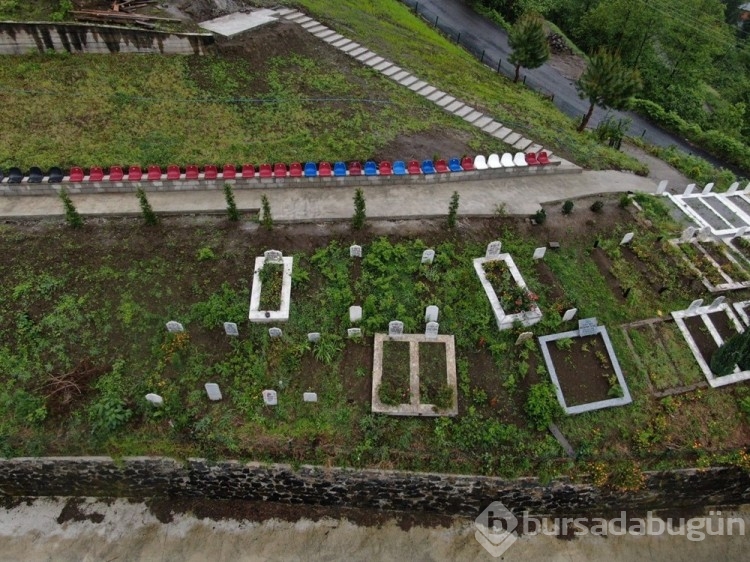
(508, 12), (550, 83)
(58, 188), (83, 228)
(711, 330), (750, 376)
(260, 194), (273, 230)
(576, 49), (642, 131)
(447, 191), (460, 229)
(223, 183), (239, 221)
(136, 188), (158, 226)
(352, 188), (366, 230)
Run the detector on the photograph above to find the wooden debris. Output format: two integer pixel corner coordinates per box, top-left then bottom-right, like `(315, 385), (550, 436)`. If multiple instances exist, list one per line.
(72, 10), (179, 24)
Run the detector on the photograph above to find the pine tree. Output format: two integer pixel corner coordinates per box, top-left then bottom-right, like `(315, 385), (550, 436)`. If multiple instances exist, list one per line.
(447, 191), (460, 229)
(260, 194), (273, 230)
(224, 183), (239, 221)
(576, 49), (642, 132)
(711, 330), (750, 377)
(136, 188), (158, 226)
(352, 188), (366, 230)
(508, 13), (550, 83)
(59, 188), (83, 228)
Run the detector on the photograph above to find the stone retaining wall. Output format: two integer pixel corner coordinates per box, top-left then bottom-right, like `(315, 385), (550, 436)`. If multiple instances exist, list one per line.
(0, 22), (215, 55)
(1, 457), (748, 517)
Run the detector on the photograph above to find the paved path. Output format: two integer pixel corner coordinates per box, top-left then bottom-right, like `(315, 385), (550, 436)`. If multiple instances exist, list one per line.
(0, 171), (657, 221)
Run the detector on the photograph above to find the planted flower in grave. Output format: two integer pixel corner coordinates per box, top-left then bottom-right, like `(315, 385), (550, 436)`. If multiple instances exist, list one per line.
(483, 261), (539, 314)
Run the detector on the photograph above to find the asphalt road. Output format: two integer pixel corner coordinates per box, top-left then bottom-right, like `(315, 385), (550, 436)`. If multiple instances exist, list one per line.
(406, 0), (725, 168)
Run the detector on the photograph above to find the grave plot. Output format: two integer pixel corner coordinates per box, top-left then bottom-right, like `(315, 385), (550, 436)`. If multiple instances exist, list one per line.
(664, 183), (750, 238)
(671, 299), (750, 388)
(621, 318), (706, 396)
(733, 300), (750, 326)
(474, 242), (542, 330)
(249, 250), (294, 323)
(371, 333), (457, 416)
(538, 319), (632, 415)
(670, 237), (750, 292)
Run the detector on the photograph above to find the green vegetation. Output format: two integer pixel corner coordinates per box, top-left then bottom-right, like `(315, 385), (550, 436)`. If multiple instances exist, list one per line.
(352, 188), (366, 231)
(508, 12), (550, 82)
(258, 262), (284, 311)
(260, 195), (273, 231)
(711, 330), (750, 377)
(223, 184), (239, 222)
(136, 188), (158, 226)
(58, 188), (83, 228)
(447, 191), (460, 229)
(379, 340), (412, 406)
(562, 200), (574, 214)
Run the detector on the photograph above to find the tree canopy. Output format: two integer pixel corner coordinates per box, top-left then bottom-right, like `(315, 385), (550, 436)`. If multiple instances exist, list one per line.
(508, 12), (550, 82)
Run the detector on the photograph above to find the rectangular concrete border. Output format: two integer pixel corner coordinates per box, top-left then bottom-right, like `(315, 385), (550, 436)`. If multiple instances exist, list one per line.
(538, 326), (632, 415)
(668, 238), (750, 292)
(248, 256), (293, 323)
(371, 333), (457, 417)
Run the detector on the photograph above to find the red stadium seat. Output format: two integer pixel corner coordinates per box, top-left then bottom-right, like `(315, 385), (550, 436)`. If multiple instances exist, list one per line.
(434, 159), (449, 173)
(259, 163), (272, 178)
(241, 164), (255, 178)
(167, 165), (181, 179)
(537, 151), (550, 165)
(318, 162), (332, 177)
(379, 161), (393, 175)
(204, 165), (218, 179)
(273, 163), (288, 178)
(109, 166), (123, 181)
(348, 161), (362, 176)
(460, 156), (474, 171)
(185, 165), (199, 179)
(289, 162), (303, 177)
(89, 166), (104, 181)
(69, 167), (84, 182)
(147, 165), (161, 180)
(525, 153), (539, 166)
(128, 166), (143, 181)
(223, 164), (236, 179)
(407, 160), (421, 174)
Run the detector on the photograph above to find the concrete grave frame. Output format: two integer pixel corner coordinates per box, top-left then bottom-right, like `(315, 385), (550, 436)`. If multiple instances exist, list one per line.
(663, 187), (750, 238)
(671, 302), (750, 388)
(668, 238), (750, 292)
(732, 300), (750, 326)
(371, 333), (457, 417)
(473, 253), (542, 330)
(248, 254), (294, 323)
(538, 326), (632, 414)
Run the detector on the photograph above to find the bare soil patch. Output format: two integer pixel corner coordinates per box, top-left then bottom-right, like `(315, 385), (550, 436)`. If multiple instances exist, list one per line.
(546, 334), (616, 406)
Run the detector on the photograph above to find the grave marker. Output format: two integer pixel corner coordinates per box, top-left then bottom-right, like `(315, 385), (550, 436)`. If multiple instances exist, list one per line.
(710, 296), (726, 309)
(701, 182), (714, 195)
(264, 249), (283, 263)
(727, 182), (740, 194)
(303, 392), (318, 403)
(620, 232), (634, 246)
(737, 226), (748, 237)
(532, 247), (547, 260)
(485, 241), (502, 259)
(684, 183), (695, 196)
(205, 383), (222, 401)
(307, 332), (321, 343)
(349, 305), (362, 323)
(656, 180), (668, 195)
(166, 321), (184, 333)
(680, 227), (696, 242)
(269, 327), (282, 338)
(515, 331), (533, 345)
(421, 249), (435, 264)
(688, 298), (704, 312)
(425, 305), (439, 323)
(562, 308), (578, 322)
(145, 393), (163, 406)
(388, 320), (404, 337)
(578, 318), (599, 337)
(347, 327), (362, 338)
(223, 322), (239, 336)
(262, 389), (278, 406)
(698, 227), (712, 241)
(548, 242), (560, 249)
(350, 244), (362, 258)
(425, 322), (439, 339)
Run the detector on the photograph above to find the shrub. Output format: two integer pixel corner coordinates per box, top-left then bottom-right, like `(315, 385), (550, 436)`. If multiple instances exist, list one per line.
(562, 200), (574, 215)
(352, 188), (366, 230)
(447, 191), (460, 229)
(533, 208), (546, 224)
(260, 194), (273, 230)
(223, 183), (239, 221)
(58, 188), (83, 228)
(590, 200), (604, 213)
(619, 194), (631, 209)
(525, 382), (560, 431)
(136, 188), (158, 226)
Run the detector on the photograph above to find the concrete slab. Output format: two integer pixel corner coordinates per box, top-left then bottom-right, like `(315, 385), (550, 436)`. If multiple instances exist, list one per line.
(275, 8), (297, 17)
(284, 12), (308, 22)
(527, 143), (543, 154)
(301, 20), (320, 29)
(364, 56), (385, 67)
(357, 52), (378, 63)
(314, 29), (336, 39)
(295, 16), (313, 25)
(391, 70), (409, 81)
(493, 127), (512, 140)
(472, 116), (493, 129)
(453, 106), (474, 118)
(198, 9), (278, 37)
(398, 75), (419, 87)
(445, 101), (464, 112)
(504, 132), (522, 145)
(308, 25), (327, 34)
(349, 47), (367, 58)
(373, 61), (393, 71)
(482, 121), (503, 134)
(462, 110), (484, 123)
(417, 86), (437, 97)
(514, 137), (533, 151)
(340, 42), (361, 53)
(331, 38), (351, 48)
(382, 66), (402, 77)
(427, 90), (446, 102)
(408, 80), (428, 91)
(322, 33), (344, 44)
(436, 95), (456, 107)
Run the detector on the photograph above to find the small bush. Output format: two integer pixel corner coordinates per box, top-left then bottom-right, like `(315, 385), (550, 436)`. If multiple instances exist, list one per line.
(619, 194), (631, 209)
(590, 200), (604, 213)
(352, 188), (366, 230)
(136, 188), (158, 226)
(223, 183), (239, 221)
(525, 382), (560, 431)
(533, 208), (546, 224)
(59, 188), (83, 228)
(260, 194), (273, 230)
(562, 200), (574, 215)
(447, 191), (460, 229)
(196, 246), (216, 261)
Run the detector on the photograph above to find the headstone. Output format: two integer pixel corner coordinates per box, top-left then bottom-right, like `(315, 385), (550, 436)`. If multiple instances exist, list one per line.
(744, 181), (750, 193)
(350, 244), (362, 258)
(425, 305), (439, 323)
(425, 321), (439, 339)
(166, 321), (184, 333)
(737, 226), (748, 237)
(145, 393), (163, 406)
(727, 182), (740, 194)
(532, 247), (547, 260)
(688, 298), (704, 312)
(515, 331), (533, 345)
(710, 296), (726, 309)
(421, 249), (435, 264)
(548, 242), (560, 249)
(684, 183), (695, 196)
(347, 327), (362, 338)
(388, 320), (404, 337)
(701, 182), (714, 195)
(269, 327), (282, 338)
(698, 227), (712, 241)
(205, 383), (222, 401)
(307, 332), (321, 343)
(262, 389), (278, 406)
(485, 241), (502, 259)
(680, 227), (696, 242)
(562, 308), (578, 322)
(223, 322), (239, 336)
(349, 305), (362, 323)
(264, 249), (283, 264)
(578, 317), (599, 337)
(303, 392), (318, 403)
(620, 232), (634, 246)
(656, 180), (668, 195)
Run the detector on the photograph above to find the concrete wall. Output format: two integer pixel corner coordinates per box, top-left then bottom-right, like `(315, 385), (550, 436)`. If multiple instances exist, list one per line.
(1, 457), (749, 517)
(0, 22), (215, 55)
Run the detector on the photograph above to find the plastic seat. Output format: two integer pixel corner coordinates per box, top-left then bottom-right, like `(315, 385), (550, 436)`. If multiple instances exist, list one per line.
(223, 164), (236, 179)
(185, 165), (199, 179)
(303, 162), (318, 177)
(473, 155), (488, 170)
(289, 162), (303, 177)
(364, 161), (378, 176)
(379, 161), (393, 175)
(407, 160), (421, 174)
(448, 158), (463, 172)
(318, 162), (332, 177)
(167, 165), (181, 180)
(487, 154), (502, 168)
(421, 160), (436, 174)
(348, 161), (362, 176)
(7, 167), (22, 183)
(108, 166), (123, 181)
(273, 163), (288, 178)
(147, 165), (162, 180)
(393, 160), (407, 175)
(434, 159), (449, 173)
(259, 163), (273, 178)
(28, 167), (43, 183)
(128, 166), (143, 181)
(204, 165), (218, 180)
(333, 162), (347, 177)
(461, 156), (474, 171)
(241, 164), (255, 178)
(500, 153), (515, 167)
(525, 152), (539, 166)
(69, 166), (85, 182)
(513, 152), (529, 167)
(537, 151), (550, 165)
(89, 166), (104, 181)
(48, 167), (63, 183)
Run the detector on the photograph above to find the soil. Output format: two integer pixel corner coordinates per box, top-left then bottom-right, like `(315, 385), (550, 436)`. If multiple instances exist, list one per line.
(379, 340), (411, 404)
(589, 247), (626, 303)
(340, 339), (373, 405)
(418, 341), (448, 406)
(546, 52), (586, 83)
(620, 246), (662, 293)
(683, 315), (720, 364)
(699, 241), (732, 268)
(731, 237), (750, 261)
(258, 261), (283, 310)
(546, 334), (616, 407)
(706, 310), (737, 342)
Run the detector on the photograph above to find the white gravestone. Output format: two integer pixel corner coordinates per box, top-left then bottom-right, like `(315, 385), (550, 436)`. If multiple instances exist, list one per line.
(515, 331), (533, 345)
(347, 327), (362, 338)
(349, 306), (362, 323)
(303, 392), (318, 403)
(701, 183), (714, 195)
(350, 244), (362, 258)
(578, 318), (599, 337)
(485, 241), (502, 259)
(656, 180), (668, 195)
(727, 182), (740, 194)
(223, 322), (239, 336)
(145, 393), (163, 406)
(421, 249), (435, 264)
(680, 227), (696, 242)
(262, 390), (278, 406)
(205, 383), (222, 401)
(688, 299), (704, 312)
(737, 226), (749, 237)
(269, 327), (282, 338)
(684, 183), (695, 196)
(425, 305), (439, 323)
(264, 249), (283, 263)
(425, 322), (439, 339)
(562, 308), (578, 322)
(710, 296), (726, 309)
(388, 321), (404, 337)
(533, 247), (546, 260)
(698, 227), (712, 242)
(620, 232), (634, 246)
(307, 332), (321, 343)
(166, 321), (184, 333)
